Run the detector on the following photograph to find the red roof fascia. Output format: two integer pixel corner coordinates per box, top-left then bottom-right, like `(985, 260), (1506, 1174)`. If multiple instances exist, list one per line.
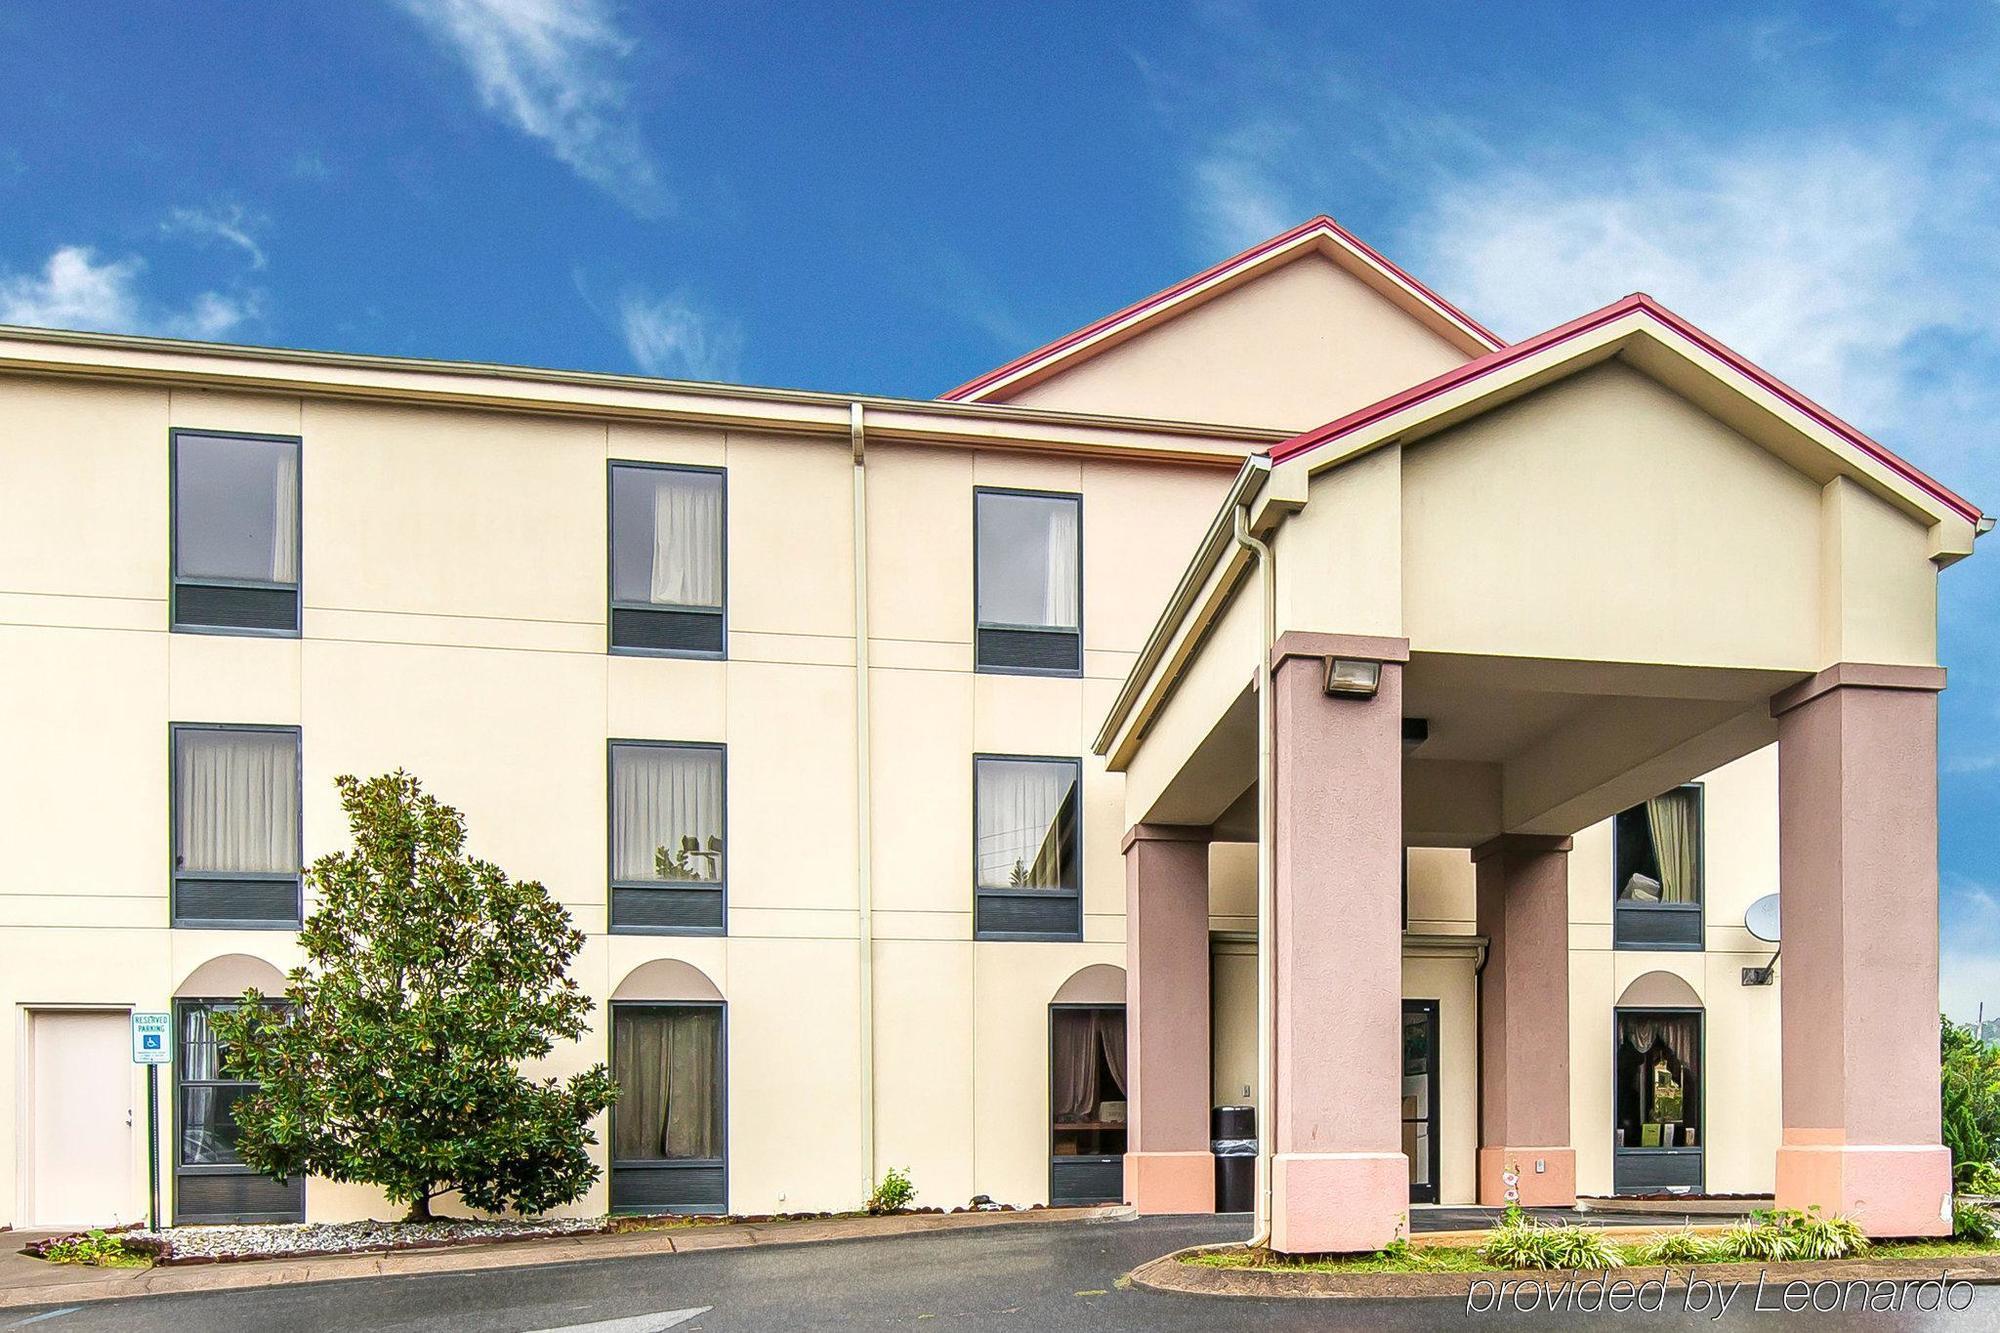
(1267, 293), (1983, 525)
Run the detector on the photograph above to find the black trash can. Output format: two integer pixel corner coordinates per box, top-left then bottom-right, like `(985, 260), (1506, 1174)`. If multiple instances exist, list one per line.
(1212, 1105), (1256, 1213)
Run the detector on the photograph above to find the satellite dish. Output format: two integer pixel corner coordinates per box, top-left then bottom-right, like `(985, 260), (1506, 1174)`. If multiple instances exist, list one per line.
(1745, 894), (1781, 944)
(1744, 888), (1776, 940)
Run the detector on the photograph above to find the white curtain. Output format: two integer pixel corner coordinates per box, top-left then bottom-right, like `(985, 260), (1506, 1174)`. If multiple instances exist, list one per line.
(649, 472), (723, 608)
(614, 746), (723, 882)
(977, 760), (1070, 890)
(176, 730), (297, 874)
(1041, 500), (1079, 629)
(1646, 789), (1699, 904)
(269, 443), (300, 583)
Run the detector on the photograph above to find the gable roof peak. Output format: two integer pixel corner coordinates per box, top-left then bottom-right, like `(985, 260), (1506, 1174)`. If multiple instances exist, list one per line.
(939, 214), (1503, 403)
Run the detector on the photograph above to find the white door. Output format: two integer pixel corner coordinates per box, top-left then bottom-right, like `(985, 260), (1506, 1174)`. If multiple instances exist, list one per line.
(28, 1009), (135, 1227)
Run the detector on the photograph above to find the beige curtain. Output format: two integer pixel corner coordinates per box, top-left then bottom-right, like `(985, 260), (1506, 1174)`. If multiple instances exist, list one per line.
(176, 729), (298, 874)
(977, 760), (1072, 890)
(1041, 500), (1079, 630)
(614, 1007), (722, 1161)
(1645, 789), (1699, 904)
(612, 745), (723, 883)
(649, 471), (723, 608)
(1624, 1013), (1700, 1072)
(1051, 1009), (1098, 1123)
(269, 443), (300, 583)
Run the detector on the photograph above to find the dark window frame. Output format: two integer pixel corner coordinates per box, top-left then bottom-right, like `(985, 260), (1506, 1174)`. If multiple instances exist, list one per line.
(972, 486), (1083, 678)
(1611, 782), (1705, 951)
(1610, 1004), (1706, 1195)
(972, 752), (1083, 942)
(172, 997), (304, 1224)
(607, 460), (728, 660)
(168, 428), (303, 638)
(1048, 1001), (1127, 1207)
(1402, 998), (1441, 1204)
(169, 722), (304, 930)
(608, 999), (729, 1215)
(607, 739), (728, 936)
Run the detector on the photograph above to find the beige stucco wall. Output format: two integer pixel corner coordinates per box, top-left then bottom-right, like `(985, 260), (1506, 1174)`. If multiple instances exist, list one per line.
(1003, 252), (1470, 432)
(1396, 360), (1937, 672)
(0, 371), (1235, 1227)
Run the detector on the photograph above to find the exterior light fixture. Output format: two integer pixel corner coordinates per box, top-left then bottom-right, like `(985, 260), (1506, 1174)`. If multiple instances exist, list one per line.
(1323, 657), (1381, 698)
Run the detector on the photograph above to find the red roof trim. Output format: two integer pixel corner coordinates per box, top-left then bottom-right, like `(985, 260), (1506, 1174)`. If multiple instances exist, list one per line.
(1268, 293), (1984, 524)
(939, 216), (1504, 402)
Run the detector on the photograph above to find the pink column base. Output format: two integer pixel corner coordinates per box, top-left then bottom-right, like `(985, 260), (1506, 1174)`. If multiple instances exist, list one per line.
(1270, 1152), (1408, 1254)
(1776, 1143), (1952, 1237)
(1124, 1151), (1216, 1214)
(1477, 1147), (1576, 1208)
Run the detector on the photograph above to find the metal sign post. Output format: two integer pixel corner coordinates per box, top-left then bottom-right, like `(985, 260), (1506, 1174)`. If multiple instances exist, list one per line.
(132, 1012), (171, 1232)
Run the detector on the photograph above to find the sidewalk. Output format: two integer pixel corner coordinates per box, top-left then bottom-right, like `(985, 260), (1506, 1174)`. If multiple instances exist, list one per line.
(1, 1205), (1131, 1311)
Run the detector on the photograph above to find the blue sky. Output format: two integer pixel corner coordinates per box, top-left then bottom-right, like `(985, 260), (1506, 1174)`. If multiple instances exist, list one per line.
(4, 2), (1997, 1012)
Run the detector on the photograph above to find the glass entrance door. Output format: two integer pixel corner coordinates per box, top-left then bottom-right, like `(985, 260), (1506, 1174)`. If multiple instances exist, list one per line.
(1402, 1000), (1440, 1204)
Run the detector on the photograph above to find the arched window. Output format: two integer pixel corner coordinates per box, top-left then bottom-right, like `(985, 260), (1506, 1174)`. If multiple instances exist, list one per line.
(610, 960), (726, 1215)
(1613, 971), (1704, 1195)
(1049, 965), (1126, 1205)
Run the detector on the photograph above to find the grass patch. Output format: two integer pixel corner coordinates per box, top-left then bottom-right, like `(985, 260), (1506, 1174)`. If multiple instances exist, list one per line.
(1187, 1242), (1498, 1274)
(1182, 1220), (2000, 1277)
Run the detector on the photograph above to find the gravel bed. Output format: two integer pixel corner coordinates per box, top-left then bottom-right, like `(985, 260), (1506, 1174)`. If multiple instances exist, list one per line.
(129, 1217), (605, 1263)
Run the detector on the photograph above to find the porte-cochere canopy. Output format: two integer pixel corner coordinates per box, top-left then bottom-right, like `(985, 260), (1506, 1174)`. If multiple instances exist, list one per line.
(1098, 294), (1982, 1253)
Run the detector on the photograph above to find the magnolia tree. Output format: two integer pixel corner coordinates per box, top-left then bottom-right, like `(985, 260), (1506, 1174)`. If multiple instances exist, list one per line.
(214, 772), (617, 1221)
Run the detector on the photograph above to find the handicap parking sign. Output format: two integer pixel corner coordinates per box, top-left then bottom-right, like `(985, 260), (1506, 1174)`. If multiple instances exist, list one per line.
(131, 1011), (172, 1065)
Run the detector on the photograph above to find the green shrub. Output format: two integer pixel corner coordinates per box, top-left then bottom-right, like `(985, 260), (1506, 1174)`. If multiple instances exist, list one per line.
(1480, 1217), (1623, 1270)
(867, 1165), (916, 1214)
(1959, 1160), (2000, 1195)
(1785, 1208), (1867, 1260)
(1943, 1017), (2000, 1180)
(1954, 1199), (2000, 1243)
(1634, 1226), (1716, 1265)
(1714, 1207), (1866, 1262)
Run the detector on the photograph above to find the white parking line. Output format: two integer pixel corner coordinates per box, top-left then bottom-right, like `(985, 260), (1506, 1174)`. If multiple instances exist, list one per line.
(0, 1311), (82, 1330)
(520, 1308), (710, 1333)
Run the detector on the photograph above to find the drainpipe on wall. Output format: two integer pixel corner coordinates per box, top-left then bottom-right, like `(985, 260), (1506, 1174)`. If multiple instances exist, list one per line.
(852, 401), (877, 1200)
(1231, 467), (1277, 1250)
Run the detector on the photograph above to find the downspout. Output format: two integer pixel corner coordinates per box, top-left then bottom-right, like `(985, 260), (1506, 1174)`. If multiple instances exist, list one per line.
(852, 402), (877, 1198)
(1231, 465), (1277, 1249)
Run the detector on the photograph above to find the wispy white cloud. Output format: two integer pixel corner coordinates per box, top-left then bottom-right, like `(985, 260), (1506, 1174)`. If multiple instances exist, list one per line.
(395, 0), (666, 216)
(1400, 133), (2000, 468)
(162, 202), (269, 269)
(616, 288), (743, 380)
(0, 245), (258, 339)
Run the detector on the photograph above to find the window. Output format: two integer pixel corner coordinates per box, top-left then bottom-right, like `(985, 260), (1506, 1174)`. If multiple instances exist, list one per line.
(974, 755), (1081, 939)
(1612, 784), (1703, 949)
(610, 1003), (726, 1214)
(171, 430), (300, 634)
(610, 742), (726, 934)
(609, 463), (726, 656)
(171, 725), (302, 929)
(1049, 1004), (1126, 1205)
(974, 489), (1081, 675)
(174, 1000), (304, 1223)
(1613, 1008), (1704, 1194)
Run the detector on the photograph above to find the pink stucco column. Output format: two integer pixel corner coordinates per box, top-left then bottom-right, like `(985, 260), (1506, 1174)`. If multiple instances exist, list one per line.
(1772, 664), (1952, 1238)
(1473, 834), (1577, 1207)
(1122, 823), (1214, 1214)
(1269, 635), (1409, 1253)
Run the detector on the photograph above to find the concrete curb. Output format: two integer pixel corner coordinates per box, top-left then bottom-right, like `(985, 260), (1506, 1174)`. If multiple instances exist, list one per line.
(1, 1204), (1132, 1311)
(1130, 1243), (2000, 1301)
